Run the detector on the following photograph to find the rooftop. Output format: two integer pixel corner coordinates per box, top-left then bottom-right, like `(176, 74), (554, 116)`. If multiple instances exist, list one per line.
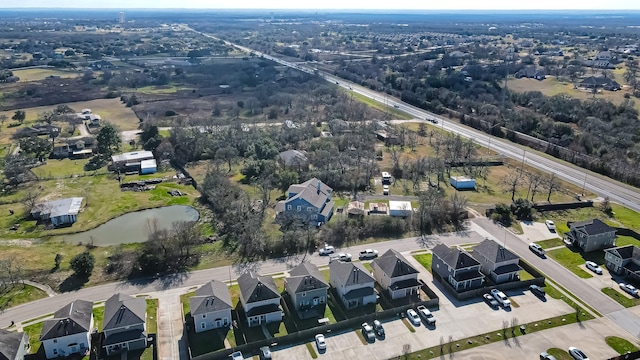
(111, 150), (154, 163)
(31, 197), (83, 218)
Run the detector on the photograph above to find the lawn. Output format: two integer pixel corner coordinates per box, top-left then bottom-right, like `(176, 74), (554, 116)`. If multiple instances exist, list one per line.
(0, 284), (48, 311)
(547, 348), (573, 360)
(146, 298), (158, 334)
(606, 336), (639, 354)
(601, 287), (640, 308)
(535, 238), (565, 249)
(92, 305), (105, 331)
(610, 204), (640, 232)
(542, 205), (640, 238)
(546, 246), (598, 279)
(23, 321), (44, 354)
(413, 253), (433, 273)
(12, 68), (81, 82)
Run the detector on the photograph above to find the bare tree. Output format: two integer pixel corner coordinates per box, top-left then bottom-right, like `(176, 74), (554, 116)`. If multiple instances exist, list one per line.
(544, 173), (562, 203)
(500, 170), (523, 202)
(525, 171), (544, 202)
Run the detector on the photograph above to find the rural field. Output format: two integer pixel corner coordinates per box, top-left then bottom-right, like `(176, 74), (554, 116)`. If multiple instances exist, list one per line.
(11, 67), (81, 82)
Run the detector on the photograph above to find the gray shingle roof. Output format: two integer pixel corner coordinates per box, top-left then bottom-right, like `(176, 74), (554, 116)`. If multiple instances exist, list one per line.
(103, 293), (146, 331)
(286, 178), (332, 209)
(329, 261), (374, 286)
(470, 239), (519, 264)
(432, 244), (480, 270)
(40, 300), (93, 341)
(0, 329), (26, 360)
(372, 249), (418, 278)
(278, 150), (308, 166)
(31, 197), (83, 218)
(605, 245), (640, 260)
(238, 272), (280, 305)
(190, 280), (232, 316)
(571, 219), (616, 235)
(286, 262), (329, 293)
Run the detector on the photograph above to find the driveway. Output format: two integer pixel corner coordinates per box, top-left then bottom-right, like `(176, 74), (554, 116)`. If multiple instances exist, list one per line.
(519, 221), (559, 242)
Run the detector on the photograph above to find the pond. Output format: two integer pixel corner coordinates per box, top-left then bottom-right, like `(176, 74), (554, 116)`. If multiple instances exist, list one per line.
(61, 205), (200, 246)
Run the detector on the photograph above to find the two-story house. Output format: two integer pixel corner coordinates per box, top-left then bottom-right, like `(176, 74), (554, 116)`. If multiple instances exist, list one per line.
(329, 261), (376, 309)
(285, 262), (329, 319)
(40, 300), (94, 359)
(431, 244), (484, 292)
(102, 293), (148, 356)
(238, 272), (283, 327)
(470, 239), (522, 284)
(190, 280), (233, 333)
(371, 249), (420, 300)
(605, 245), (640, 283)
(277, 178), (335, 225)
(568, 219), (616, 252)
(0, 329), (29, 360)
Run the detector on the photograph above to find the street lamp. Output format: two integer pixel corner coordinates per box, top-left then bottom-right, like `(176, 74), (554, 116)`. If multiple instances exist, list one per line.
(486, 122), (503, 155)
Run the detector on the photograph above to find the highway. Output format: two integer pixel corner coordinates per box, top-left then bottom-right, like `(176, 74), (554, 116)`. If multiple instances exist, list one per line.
(191, 28), (640, 214)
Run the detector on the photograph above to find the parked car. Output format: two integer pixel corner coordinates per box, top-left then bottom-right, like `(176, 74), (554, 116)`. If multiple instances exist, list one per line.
(259, 346), (272, 360)
(393, 104), (400, 108)
(568, 346), (589, 360)
(372, 320), (385, 337)
(315, 334), (327, 351)
(319, 244), (335, 255)
(329, 253), (352, 263)
(406, 309), (421, 326)
(361, 322), (376, 342)
(230, 351), (244, 360)
(545, 220), (556, 231)
(383, 184), (390, 195)
(529, 243), (546, 257)
(359, 249), (379, 260)
(416, 305), (436, 325)
(585, 261), (603, 275)
(620, 283), (639, 296)
(540, 352), (557, 360)
(529, 284), (546, 298)
(483, 293), (499, 308)
(490, 289), (511, 308)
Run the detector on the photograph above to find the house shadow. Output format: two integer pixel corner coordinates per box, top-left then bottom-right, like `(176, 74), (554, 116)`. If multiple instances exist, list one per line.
(58, 273), (90, 292)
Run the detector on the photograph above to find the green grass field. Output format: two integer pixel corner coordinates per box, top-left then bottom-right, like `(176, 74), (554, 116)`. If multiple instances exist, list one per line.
(601, 287), (640, 308)
(12, 68), (81, 82)
(606, 336), (639, 354)
(535, 238), (565, 249)
(0, 284), (48, 311)
(413, 253), (433, 273)
(23, 321), (44, 354)
(546, 247), (594, 278)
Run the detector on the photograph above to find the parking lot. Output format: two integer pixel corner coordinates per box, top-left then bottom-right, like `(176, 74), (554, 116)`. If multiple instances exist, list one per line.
(273, 253), (578, 360)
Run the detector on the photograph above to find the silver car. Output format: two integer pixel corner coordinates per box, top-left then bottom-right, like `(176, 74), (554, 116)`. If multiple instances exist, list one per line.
(585, 261), (603, 275)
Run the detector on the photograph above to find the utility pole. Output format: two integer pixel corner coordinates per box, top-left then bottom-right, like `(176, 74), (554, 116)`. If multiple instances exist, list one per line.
(581, 170), (588, 196)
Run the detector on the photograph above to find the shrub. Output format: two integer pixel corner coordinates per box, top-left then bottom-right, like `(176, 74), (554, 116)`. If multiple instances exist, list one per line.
(70, 251), (95, 277)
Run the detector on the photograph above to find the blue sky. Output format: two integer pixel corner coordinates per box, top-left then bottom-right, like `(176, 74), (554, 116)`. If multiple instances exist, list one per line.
(6, 0), (640, 9)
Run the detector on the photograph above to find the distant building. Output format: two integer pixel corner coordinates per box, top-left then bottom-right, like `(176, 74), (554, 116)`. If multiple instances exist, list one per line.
(277, 178), (334, 225)
(450, 176), (476, 190)
(389, 201), (412, 217)
(515, 67), (546, 80)
(118, 12), (125, 23)
(31, 197), (83, 227)
(190, 281), (232, 333)
(578, 76), (621, 91)
(111, 151), (155, 173)
(567, 219), (617, 252)
(278, 150), (309, 170)
(0, 328), (29, 360)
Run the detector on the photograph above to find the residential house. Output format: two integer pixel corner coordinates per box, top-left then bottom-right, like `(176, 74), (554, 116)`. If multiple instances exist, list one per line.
(103, 293), (147, 355)
(470, 239), (521, 284)
(328, 119), (351, 134)
(189, 280), (232, 333)
(583, 60), (615, 69)
(605, 245), (640, 283)
(371, 249), (420, 300)
(13, 123), (61, 139)
(568, 219), (617, 252)
(110, 151), (155, 172)
(374, 130), (401, 145)
(347, 201), (365, 217)
(389, 201), (412, 217)
(285, 262), (329, 319)
(278, 150), (309, 170)
(329, 261), (376, 309)
(515, 67), (546, 80)
(578, 76), (621, 91)
(53, 137), (95, 159)
(431, 244), (484, 291)
(0, 329), (29, 360)
(30, 197), (83, 227)
(40, 300), (94, 359)
(596, 51), (615, 61)
(237, 272), (282, 327)
(277, 178), (335, 225)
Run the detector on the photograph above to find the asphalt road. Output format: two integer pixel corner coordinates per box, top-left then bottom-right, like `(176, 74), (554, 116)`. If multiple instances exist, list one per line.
(473, 217), (640, 339)
(193, 27), (640, 214)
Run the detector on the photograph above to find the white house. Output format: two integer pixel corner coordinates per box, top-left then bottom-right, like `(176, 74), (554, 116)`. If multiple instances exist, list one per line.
(103, 293), (147, 355)
(30, 197), (83, 227)
(0, 329), (29, 360)
(238, 272), (283, 327)
(40, 300), (94, 359)
(190, 280), (233, 333)
(329, 261), (376, 309)
(389, 201), (412, 217)
(371, 249), (421, 300)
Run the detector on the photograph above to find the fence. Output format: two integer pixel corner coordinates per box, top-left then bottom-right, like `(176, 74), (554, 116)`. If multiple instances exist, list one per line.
(615, 227), (640, 242)
(533, 201), (594, 212)
(193, 293), (439, 360)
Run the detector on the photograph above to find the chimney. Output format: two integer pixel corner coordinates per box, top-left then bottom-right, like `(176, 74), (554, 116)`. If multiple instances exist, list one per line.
(317, 180), (321, 195)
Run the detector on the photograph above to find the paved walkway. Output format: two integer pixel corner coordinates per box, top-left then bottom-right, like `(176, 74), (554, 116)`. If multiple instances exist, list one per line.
(153, 289), (189, 360)
(22, 280), (57, 297)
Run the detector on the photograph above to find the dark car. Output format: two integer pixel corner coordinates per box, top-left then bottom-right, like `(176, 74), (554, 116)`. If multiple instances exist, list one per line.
(259, 346), (272, 360)
(540, 352), (557, 360)
(373, 319), (385, 337)
(530, 284), (546, 298)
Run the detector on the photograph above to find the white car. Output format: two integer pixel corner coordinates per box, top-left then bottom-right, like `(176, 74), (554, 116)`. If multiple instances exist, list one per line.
(230, 351), (244, 360)
(416, 305), (436, 325)
(568, 347), (589, 360)
(545, 220), (556, 231)
(585, 261), (603, 275)
(490, 289), (511, 308)
(329, 253), (352, 263)
(315, 334), (326, 351)
(406, 309), (421, 325)
(620, 283), (639, 296)
(319, 244), (335, 255)
(383, 184), (390, 195)
(358, 249), (379, 260)
(529, 243), (546, 256)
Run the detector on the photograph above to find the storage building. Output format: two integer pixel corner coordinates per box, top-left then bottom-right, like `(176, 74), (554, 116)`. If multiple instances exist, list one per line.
(31, 197), (83, 227)
(389, 201), (412, 217)
(111, 151), (155, 172)
(140, 159), (157, 175)
(450, 176), (476, 190)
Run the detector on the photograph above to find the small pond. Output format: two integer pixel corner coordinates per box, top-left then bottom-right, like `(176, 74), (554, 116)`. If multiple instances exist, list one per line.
(62, 205), (199, 246)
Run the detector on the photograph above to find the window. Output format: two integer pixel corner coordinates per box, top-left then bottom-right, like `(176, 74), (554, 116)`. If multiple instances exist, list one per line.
(302, 292), (306, 297)
(202, 314), (206, 318)
(53, 349), (58, 355)
(297, 206), (302, 211)
(201, 323), (205, 329)
(287, 205), (292, 210)
(307, 207), (313, 212)
(312, 215), (317, 219)
(53, 340), (57, 344)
